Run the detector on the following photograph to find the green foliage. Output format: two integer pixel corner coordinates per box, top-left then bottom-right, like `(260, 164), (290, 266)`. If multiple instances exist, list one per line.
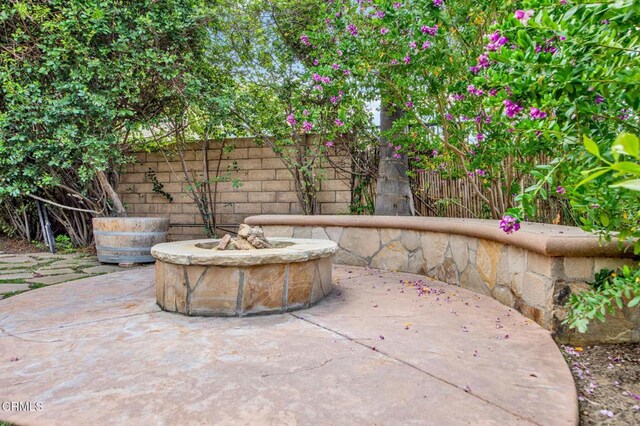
(564, 265), (640, 333)
(54, 234), (74, 253)
(147, 168), (174, 203)
(0, 0), (214, 202)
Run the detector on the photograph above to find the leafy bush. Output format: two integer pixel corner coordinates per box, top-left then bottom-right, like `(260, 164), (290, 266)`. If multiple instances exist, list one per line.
(565, 266), (640, 333)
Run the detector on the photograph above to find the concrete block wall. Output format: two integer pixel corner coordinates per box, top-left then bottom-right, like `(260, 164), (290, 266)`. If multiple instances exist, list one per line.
(117, 138), (351, 240)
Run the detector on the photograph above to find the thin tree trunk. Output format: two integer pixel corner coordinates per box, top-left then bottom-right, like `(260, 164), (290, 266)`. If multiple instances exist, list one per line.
(96, 170), (126, 217)
(374, 100), (414, 216)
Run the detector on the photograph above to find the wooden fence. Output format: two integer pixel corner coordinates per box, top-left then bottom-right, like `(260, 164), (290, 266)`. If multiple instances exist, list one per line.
(411, 170), (572, 225)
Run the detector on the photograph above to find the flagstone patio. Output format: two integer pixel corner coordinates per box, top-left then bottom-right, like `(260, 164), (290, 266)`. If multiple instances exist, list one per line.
(0, 265), (578, 425)
(0, 252), (137, 299)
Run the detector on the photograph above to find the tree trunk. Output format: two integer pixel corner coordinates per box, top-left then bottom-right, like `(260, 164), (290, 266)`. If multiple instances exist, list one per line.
(374, 100), (415, 216)
(96, 170), (127, 217)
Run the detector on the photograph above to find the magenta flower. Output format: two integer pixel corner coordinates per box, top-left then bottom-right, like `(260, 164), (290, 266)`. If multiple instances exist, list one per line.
(343, 69), (351, 75)
(475, 169), (486, 176)
(499, 215), (521, 234)
(595, 95), (604, 104)
(421, 25), (438, 36)
(514, 9), (534, 25)
(467, 84), (484, 96)
(380, 27), (389, 35)
(403, 55), (411, 64)
(391, 59), (398, 65)
(303, 109), (310, 116)
(332, 63), (340, 69)
(476, 133), (485, 141)
(300, 34), (310, 46)
(325, 141), (334, 147)
(406, 101), (413, 109)
(486, 31), (509, 51)
(504, 99), (524, 118)
(445, 112), (453, 120)
(556, 186), (566, 195)
(393, 153), (402, 159)
(320, 76), (331, 84)
(286, 114), (296, 126)
(433, 0), (443, 7)
(409, 41), (417, 49)
(530, 107), (547, 119)
(302, 121), (313, 132)
(313, 59), (319, 66)
(335, 119), (344, 127)
(347, 23), (358, 36)
(422, 41), (431, 50)
(312, 73), (322, 82)
(393, 2), (402, 9)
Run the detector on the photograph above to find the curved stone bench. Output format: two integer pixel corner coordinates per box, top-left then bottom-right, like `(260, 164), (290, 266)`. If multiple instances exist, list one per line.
(246, 215), (639, 344)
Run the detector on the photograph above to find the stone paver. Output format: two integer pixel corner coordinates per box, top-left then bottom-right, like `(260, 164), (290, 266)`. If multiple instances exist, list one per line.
(0, 272), (33, 281)
(0, 283), (30, 293)
(25, 273), (89, 285)
(0, 255), (37, 264)
(0, 266), (578, 425)
(81, 265), (125, 274)
(33, 268), (77, 276)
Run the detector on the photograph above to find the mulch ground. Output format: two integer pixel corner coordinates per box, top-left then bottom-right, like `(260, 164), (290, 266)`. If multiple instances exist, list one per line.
(0, 236), (43, 254)
(562, 344), (640, 425)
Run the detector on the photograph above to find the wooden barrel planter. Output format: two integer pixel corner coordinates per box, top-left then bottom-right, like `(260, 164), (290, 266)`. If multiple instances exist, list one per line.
(93, 217), (170, 264)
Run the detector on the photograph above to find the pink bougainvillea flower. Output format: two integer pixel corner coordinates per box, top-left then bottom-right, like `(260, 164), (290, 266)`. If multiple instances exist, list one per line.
(504, 99), (524, 118)
(499, 215), (520, 234)
(530, 107), (547, 119)
(467, 84), (484, 96)
(421, 25), (438, 36)
(514, 9), (535, 25)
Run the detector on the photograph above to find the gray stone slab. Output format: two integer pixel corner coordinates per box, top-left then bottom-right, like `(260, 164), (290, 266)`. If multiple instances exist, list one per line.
(48, 258), (99, 268)
(0, 283), (30, 293)
(0, 256), (37, 264)
(82, 265), (124, 274)
(34, 268), (78, 276)
(0, 266), (577, 426)
(0, 272), (33, 281)
(26, 273), (89, 285)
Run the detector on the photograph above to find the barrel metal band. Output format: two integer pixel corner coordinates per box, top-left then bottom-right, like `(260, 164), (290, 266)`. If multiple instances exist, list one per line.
(94, 231), (167, 237)
(96, 245), (154, 252)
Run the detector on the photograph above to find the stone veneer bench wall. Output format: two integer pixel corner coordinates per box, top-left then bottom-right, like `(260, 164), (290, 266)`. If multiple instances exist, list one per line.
(245, 215), (639, 344)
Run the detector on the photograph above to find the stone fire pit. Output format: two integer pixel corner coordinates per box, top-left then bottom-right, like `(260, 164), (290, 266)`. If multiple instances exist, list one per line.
(151, 238), (337, 316)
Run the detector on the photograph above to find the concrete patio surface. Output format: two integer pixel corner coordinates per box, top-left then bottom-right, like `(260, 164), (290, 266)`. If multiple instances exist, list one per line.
(0, 265), (578, 425)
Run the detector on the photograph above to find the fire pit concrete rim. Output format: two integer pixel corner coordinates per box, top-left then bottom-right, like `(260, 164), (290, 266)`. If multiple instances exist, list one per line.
(151, 237), (338, 266)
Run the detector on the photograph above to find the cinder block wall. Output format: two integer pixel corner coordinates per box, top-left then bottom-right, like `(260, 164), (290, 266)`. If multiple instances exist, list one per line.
(117, 137), (351, 240)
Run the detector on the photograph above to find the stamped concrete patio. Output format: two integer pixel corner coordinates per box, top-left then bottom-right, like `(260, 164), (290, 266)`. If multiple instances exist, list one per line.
(0, 265), (578, 425)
